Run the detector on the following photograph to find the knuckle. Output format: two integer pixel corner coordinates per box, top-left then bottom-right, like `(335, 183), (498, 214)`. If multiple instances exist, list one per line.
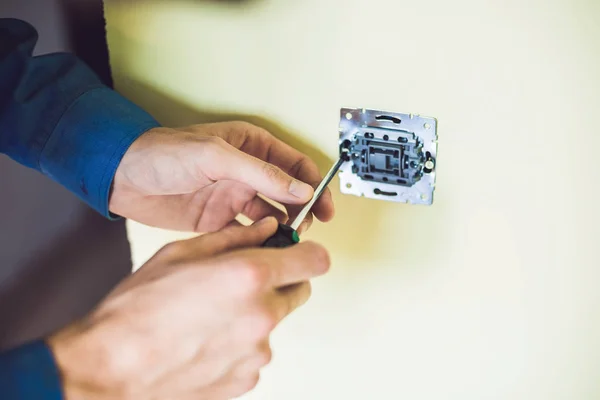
(299, 283), (313, 308)
(227, 121), (263, 145)
(234, 121), (267, 138)
(233, 120), (258, 132)
(241, 373), (260, 392)
(285, 283), (312, 314)
(250, 311), (277, 338)
(201, 136), (228, 160)
(226, 259), (266, 296)
(102, 342), (143, 389)
(258, 347), (273, 367)
(301, 281), (313, 301)
(205, 135), (226, 147)
(236, 262), (265, 294)
(262, 162), (283, 181)
(230, 374), (260, 398)
(289, 154), (310, 176)
(313, 244), (331, 272)
(156, 240), (186, 260)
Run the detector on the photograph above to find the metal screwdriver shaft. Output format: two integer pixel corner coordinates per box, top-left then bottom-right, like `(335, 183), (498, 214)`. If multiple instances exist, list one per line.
(262, 156), (346, 248)
(289, 157), (345, 231)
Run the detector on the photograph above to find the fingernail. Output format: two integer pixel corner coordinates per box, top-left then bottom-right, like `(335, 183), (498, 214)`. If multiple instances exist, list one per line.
(289, 179), (313, 199)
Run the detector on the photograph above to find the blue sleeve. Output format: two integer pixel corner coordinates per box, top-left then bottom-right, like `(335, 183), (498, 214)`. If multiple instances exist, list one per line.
(0, 18), (161, 218)
(0, 340), (63, 400)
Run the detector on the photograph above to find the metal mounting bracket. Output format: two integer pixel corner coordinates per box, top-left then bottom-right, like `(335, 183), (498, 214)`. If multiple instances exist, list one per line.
(338, 107), (438, 205)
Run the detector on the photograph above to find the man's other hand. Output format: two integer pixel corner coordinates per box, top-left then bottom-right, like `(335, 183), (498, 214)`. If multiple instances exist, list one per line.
(108, 122), (335, 234)
(48, 218), (330, 400)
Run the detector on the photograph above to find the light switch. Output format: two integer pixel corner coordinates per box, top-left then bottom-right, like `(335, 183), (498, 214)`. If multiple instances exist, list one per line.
(338, 107), (438, 205)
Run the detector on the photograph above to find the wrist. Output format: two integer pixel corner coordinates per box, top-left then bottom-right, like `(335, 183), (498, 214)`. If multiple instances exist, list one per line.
(107, 126), (194, 217)
(47, 322), (114, 400)
(108, 175), (135, 217)
(107, 129), (150, 216)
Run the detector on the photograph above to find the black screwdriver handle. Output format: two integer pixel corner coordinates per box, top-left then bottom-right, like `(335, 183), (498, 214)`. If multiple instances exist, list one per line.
(262, 223), (300, 248)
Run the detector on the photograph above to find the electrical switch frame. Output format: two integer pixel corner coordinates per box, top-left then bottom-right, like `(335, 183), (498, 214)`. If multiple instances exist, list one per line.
(338, 107), (438, 205)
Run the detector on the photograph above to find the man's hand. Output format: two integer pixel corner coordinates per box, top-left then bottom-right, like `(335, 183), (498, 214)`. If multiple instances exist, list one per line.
(48, 218), (330, 400)
(109, 122), (335, 234)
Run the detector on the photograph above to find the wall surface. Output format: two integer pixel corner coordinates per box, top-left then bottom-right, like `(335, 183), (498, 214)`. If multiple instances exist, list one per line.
(104, 0), (600, 399)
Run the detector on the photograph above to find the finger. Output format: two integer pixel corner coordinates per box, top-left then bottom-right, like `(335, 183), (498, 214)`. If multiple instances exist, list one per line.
(205, 372), (261, 400)
(152, 329), (266, 399)
(193, 180), (257, 233)
(211, 347), (268, 400)
(183, 217), (279, 257)
(287, 159), (335, 223)
(222, 241), (330, 288)
(315, 186), (335, 222)
(269, 281), (312, 323)
(233, 341), (272, 376)
(242, 196), (287, 223)
(265, 242), (330, 287)
(201, 137), (314, 205)
(116, 219), (279, 294)
(285, 188), (334, 228)
(214, 123), (335, 222)
(178, 355), (264, 400)
(224, 219), (244, 228)
(252, 138), (335, 223)
(272, 159), (335, 225)
(284, 207), (313, 236)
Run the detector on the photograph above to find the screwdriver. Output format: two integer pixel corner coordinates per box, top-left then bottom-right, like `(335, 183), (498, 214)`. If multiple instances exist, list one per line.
(262, 156), (346, 248)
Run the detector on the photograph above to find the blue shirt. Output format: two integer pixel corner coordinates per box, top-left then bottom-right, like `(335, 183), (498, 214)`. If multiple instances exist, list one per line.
(0, 18), (161, 398)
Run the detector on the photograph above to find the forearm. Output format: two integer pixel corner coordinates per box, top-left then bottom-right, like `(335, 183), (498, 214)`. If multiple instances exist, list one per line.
(0, 18), (160, 218)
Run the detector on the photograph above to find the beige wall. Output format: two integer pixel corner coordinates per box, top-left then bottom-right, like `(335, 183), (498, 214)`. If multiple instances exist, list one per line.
(104, 0), (600, 398)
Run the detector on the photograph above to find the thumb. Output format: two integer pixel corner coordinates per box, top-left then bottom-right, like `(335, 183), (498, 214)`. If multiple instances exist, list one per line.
(204, 139), (314, 204)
